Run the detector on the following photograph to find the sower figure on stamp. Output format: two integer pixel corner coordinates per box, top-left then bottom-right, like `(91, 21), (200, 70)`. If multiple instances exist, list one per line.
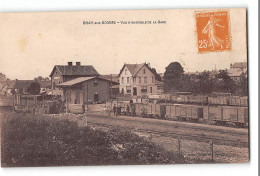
(202, 15), (225, 50)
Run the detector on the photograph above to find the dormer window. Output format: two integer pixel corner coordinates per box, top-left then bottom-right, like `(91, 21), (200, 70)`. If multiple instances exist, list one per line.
(143, 69), (146, 74)
(125, 69), (127, 75)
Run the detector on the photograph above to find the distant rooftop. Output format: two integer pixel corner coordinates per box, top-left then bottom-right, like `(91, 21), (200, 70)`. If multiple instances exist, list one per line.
(230, 62), (247, 69)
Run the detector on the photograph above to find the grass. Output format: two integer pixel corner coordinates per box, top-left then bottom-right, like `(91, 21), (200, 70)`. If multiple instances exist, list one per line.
(1, 112), (186, 167)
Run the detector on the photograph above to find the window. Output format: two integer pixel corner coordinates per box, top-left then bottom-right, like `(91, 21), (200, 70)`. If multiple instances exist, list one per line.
(127, 77), (129, 83)
(133, 77), (136, 83)
(144, 77), (147, 83)
(143, 69), (146, 74)
(126, 86), (131, 94)
(122, 77), (124, 84)
(94, 80), (98, 86)
(139, 77), (141, 83)
(152, 76), (154, 83)
(125, 69), (127, 75)
(141, 86), (147, 93)
(150, 87), (153, 93)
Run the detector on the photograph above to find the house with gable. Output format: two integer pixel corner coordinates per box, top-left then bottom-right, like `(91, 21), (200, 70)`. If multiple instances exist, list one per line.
(118, 63), (163, 96)
(228, 62), (247, 81)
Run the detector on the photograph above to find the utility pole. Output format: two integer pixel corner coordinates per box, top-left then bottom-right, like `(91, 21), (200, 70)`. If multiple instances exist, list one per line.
(110, 74), (112, 99)
(86, 84), (88, 112)
(82, 83), (85, 113)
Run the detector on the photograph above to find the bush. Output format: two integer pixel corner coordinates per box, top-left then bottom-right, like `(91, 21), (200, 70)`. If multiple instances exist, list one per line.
(1, 113), (186, 167)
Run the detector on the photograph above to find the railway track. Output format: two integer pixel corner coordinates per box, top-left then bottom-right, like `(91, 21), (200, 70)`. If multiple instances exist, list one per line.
(87, 119), (248, 148)
(86, 112), (248, 137)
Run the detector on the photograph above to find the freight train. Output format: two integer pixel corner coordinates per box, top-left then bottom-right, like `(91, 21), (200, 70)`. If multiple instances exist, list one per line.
(147, 94), (248, 107)
(115, 101), (248, 127)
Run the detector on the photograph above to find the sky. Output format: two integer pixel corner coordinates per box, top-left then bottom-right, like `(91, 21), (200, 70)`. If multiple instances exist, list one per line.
(0, 8), (247, 80)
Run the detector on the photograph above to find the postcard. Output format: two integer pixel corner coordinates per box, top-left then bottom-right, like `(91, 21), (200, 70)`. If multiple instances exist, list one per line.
(0, 8), (248, 167)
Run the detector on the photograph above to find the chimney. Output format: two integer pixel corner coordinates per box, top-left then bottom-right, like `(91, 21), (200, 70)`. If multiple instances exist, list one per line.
(76, 62), (81, 66)
(68, 62), (73, 66)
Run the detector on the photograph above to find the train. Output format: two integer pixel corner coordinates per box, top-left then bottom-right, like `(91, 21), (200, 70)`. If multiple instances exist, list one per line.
(147, 93), (248, 107)
(115, 101), (248, 127)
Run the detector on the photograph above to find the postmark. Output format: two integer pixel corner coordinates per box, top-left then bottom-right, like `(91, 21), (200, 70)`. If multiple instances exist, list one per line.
(195, 10), (231, 53)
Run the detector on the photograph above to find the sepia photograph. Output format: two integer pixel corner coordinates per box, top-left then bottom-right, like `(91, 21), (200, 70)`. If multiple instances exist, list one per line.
(0, 8), (249, 168)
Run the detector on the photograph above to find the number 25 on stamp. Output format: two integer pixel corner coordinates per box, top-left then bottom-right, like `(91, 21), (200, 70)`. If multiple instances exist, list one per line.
(195, 11), (231, 53)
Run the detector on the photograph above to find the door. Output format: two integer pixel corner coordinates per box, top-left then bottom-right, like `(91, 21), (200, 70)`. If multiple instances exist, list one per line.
(75, 91), (80, 104)
(133, 87), (137, 96)
(94, 93), (99, 102)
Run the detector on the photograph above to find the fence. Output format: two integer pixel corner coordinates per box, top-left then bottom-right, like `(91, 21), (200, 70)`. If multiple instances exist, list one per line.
(144, 132), (248, 163)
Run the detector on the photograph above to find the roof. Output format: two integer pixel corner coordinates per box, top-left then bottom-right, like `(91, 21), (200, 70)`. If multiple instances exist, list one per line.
(227, 68), (245, 77)
(231, 62), (247, 69)
(57, 76), (119, 87)
(12, 80), (35, 89)
(155, 80), (163, 85)
(50, 65), (100, 77)
(118, 63), (146, 77)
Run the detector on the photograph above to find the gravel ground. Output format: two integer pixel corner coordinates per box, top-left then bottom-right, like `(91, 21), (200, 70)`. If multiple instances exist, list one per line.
(86, 113), (249, 147)
(146, 134), (249, 163)
(87, 113), (249, 164)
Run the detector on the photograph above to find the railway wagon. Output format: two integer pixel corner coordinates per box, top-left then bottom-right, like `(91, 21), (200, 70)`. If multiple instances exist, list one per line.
(223, 107), (248, 126)
(208, 96), (230, 106)
(158, 94), (172, 102)
(166, 104), (203, 121)
(230, 96), (241, 106)
(133, 103), (166, 118)
(203, 106), (248, 126)
(146, 103), (163, 118)
(240, 96), (248, 107)
(203, 106), (229, 122)
(134, 103), (146, 117)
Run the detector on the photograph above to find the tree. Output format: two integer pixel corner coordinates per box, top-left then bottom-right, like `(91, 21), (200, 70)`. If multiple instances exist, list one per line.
(195, 71), (214, 95)
(34, 76), (50, 82)
(150, 68), (162, 82)
(180, 74), (196, 93)
(236, 75), (248, 96)
(0, 73), (9, 81)
(215, 69), (236, 94)
(163, 62), (184, 93)
(27, 82), (41, 95)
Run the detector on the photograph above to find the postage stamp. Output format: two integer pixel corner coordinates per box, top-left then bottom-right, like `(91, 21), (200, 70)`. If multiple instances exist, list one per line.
(195, 10), (231, 53)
